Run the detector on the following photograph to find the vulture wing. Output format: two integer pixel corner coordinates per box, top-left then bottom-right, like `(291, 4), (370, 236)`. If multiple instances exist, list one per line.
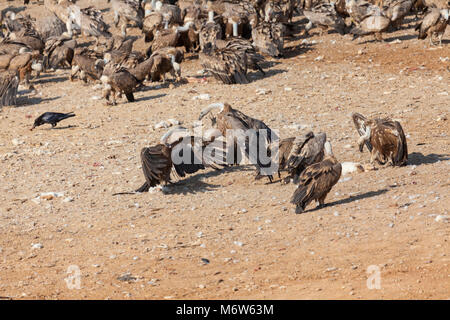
(290, 158), (342, 212)
(0, 71), (19, 107)
(352, 112), (373, 152)
(199, 48), (249, 84)
(140, 145), (172, 188)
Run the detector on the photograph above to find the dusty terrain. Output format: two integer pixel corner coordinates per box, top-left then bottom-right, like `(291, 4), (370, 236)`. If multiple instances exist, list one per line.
(0, 1), (449, 300)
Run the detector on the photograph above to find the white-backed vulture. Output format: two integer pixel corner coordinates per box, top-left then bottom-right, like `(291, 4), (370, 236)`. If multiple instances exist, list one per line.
(303, 2), (346, 36)
(263, 0), (296, 24)
(415, 8), (449, 45)
(43, 35), (76, 70)
(69, 48), (104, 83)
(35, 12), (67, 41)
(207, 0), (258, 38)
(108, 0), (145, 37)
(290, 141), (342, 214)
(279, 131), (327, 184)
(66, 5), (111, 38)
(352, 112), (408, 166)
(153, 0), (184, 27)
(199, 37), (265, 84)
(142, 11), (165, 42)
(382, 0), (415, 29)
(346, 0), (391, 40)
(198, 102), (276, 179)
(146, 22), (193, 54)
(122, 126), (228, 193)
(217, 37), (266, 75)
(199, 18), (223, 52)
(0, 70), (19, 108)
(0, 50), (41, 87)
(251, 21), (284, 57)
(100, 63), (140, 105)
(149, 48), (182, 82)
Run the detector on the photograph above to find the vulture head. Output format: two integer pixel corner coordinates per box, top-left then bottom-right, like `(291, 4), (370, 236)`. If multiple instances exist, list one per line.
(160, 126), (190, 145)
(198, 102), (226, 121)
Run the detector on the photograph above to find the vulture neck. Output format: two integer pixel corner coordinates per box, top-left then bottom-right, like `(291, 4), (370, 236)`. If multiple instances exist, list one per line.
(208, 11), (214, 23)
(232, 22), (238, 37)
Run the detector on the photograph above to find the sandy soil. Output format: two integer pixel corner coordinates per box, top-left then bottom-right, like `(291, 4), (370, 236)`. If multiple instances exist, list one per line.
(0, 1), (449, 300)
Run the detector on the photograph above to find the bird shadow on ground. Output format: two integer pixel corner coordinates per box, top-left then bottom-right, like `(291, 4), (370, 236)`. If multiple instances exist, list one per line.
(16, 96), (60, 107)
(304, 188), (390, 213)
(34, 76), (68, 85)
(408, 152), (450, 166)
(164, 166), (253, 195)
(282, 43), (315, 59)
(135, 93), (167, 102)
(47, 125), (78, 130)
(248, 68), (287, 82)
(383, 34), (417, 42)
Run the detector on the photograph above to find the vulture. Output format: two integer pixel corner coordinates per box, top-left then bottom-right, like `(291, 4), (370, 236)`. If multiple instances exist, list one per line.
(100, 63), (140, 105)
(198, 102), (276, 179)
(290, 141), (342, 214)
(251, 21), (284, 57)
(199, 38), (265, 84)
(199, 12), (223, 52)
(278, 131), (327, 184)
(34, 13), (67, 41)
(0, 49), (41, 87)
(146, 22), (193, 54)
(303, 2), (346, 36)
(30, 112), (75, 130)
(142, 11), (165, 42)
(149, 47), (183, 82)
(108, 0), (145, 37)
(43, 34), (76, 70)
(153, 1), (183, 28)
(0, 70), (19, 108)
(382, 0), (415, 29)
(121, 126), (228, 193)
(263, 0), (296, 24)
(65, 4), (111, 39)
(346, 0), (391, 40)
(352, 112), (408, 166)
(70, 48), (104, 83)
(415, 8), (449, 46)
(206, 0), (258, 38)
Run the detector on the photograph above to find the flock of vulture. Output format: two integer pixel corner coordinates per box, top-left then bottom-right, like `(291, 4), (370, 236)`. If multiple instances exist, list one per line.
(0, 0), (441, 212)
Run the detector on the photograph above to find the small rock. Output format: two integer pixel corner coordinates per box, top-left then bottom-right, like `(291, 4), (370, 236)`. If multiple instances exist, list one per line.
(435, 215), (448, 223)
(192, 93), (211, 100)
(31, 243), (43, 249)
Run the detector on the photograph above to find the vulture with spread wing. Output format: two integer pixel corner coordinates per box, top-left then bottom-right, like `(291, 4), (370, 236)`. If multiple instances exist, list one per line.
(119, 126), (228, 193)
(199, 102), (276, 180)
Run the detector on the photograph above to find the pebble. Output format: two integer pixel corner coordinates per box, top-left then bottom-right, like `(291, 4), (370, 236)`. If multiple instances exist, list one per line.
(435, 215), (448, 223)
(192, 94), (211, 100)
(31, 243), (43, 249)
(233, 241), (243, 247)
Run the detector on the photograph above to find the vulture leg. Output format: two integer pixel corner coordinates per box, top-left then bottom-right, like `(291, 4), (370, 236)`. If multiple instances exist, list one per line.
(318, 194), (327, 207)
(70, 65), (80, 81)
(114, 11), (120, 28)
(121, 23), (127, 38)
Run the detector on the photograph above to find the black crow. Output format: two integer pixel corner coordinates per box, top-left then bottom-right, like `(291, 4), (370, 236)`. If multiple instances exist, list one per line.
(30, 112), (75, 130)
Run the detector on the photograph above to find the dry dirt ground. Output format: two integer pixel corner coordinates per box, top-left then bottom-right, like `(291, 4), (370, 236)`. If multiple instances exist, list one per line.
(0, 1), (449, 300)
